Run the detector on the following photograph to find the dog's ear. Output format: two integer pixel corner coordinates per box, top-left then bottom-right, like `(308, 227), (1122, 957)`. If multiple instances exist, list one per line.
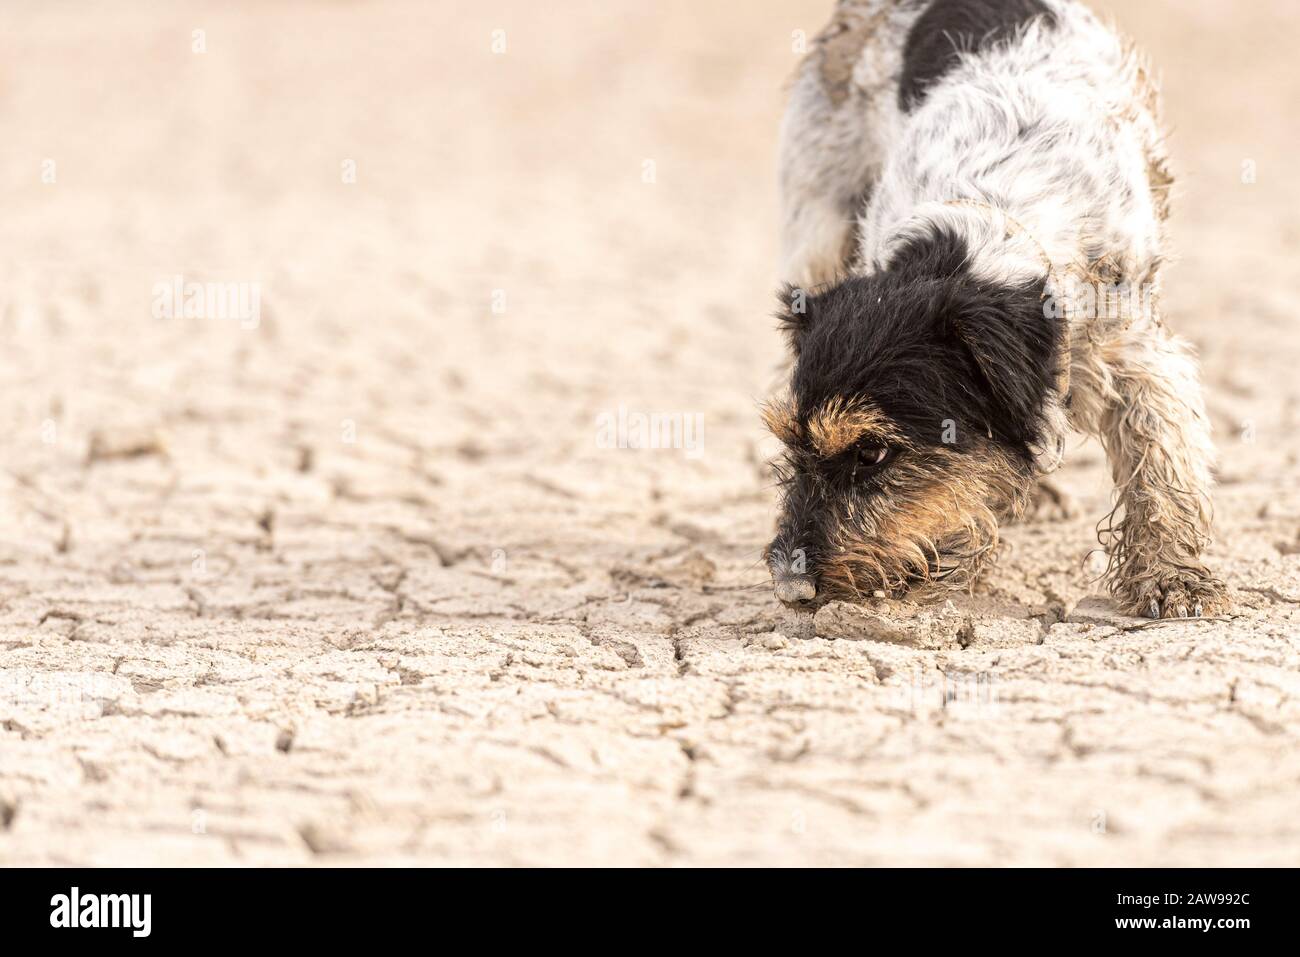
(882, 228), (1068, 468)
(945, 283), (1064, 456)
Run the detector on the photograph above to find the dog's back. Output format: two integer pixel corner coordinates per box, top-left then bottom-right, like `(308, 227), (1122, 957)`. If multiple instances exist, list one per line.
(780, 0), (1168, 293)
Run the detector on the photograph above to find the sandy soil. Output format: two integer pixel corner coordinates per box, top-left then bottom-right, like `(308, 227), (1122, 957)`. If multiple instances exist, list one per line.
(2, 0), (1299, 866)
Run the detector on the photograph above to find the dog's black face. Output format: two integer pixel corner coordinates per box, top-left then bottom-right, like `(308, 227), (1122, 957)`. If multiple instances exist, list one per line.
(763, 231), (1060, 607)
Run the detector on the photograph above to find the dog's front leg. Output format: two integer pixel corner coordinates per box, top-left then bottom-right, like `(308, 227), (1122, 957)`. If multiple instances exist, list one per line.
(1078, 322), (1229, 618)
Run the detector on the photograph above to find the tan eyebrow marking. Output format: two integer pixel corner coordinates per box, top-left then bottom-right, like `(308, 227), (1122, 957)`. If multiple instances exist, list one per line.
(760, 394), (801, 446)
(806, 397), (900, 457)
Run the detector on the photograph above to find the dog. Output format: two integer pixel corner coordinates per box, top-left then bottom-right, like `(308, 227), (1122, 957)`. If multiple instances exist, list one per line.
(763, 0), (1228, 619)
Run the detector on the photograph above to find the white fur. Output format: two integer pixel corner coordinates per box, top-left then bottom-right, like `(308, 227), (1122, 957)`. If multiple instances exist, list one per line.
(777, 0), (1227, 618)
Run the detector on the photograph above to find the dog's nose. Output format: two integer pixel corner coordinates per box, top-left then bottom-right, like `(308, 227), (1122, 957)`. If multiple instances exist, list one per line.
(774, 576), (816, 605)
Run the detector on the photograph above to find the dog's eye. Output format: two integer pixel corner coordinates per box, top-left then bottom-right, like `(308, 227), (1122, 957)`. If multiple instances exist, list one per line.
(851, 445), (890, 477)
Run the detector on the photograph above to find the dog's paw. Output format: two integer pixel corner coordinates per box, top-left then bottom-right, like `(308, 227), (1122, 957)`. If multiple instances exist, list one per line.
(1117, 569), (1230, 620)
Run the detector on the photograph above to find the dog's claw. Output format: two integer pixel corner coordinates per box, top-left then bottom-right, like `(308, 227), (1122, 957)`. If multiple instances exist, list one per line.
(1126, 572), (1228, 620)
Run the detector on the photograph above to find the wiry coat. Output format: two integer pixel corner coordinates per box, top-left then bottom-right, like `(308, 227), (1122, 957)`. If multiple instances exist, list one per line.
(769, 0), (1226, 618)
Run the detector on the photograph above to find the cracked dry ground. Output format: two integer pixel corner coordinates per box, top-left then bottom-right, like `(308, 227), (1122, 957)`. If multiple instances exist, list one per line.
(2, 0), (1299, 866)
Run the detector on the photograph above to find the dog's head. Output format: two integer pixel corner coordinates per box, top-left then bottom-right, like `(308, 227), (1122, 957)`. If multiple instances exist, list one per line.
(763, 231), (1063, 607)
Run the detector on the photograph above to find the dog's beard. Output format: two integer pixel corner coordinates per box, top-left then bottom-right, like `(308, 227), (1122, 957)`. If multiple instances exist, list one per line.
(816, 511), (1000, 601)
(812, 445), (1029, 602)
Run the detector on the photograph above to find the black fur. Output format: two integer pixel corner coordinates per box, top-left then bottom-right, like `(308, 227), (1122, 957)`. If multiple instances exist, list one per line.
(781, 230), (1060, 455)
(767, 231), (1060, 601)
(899, 0), (1058, 111)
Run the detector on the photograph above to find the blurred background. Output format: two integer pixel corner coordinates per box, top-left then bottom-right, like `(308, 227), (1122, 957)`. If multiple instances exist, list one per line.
(2, 1), (1298, 865)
